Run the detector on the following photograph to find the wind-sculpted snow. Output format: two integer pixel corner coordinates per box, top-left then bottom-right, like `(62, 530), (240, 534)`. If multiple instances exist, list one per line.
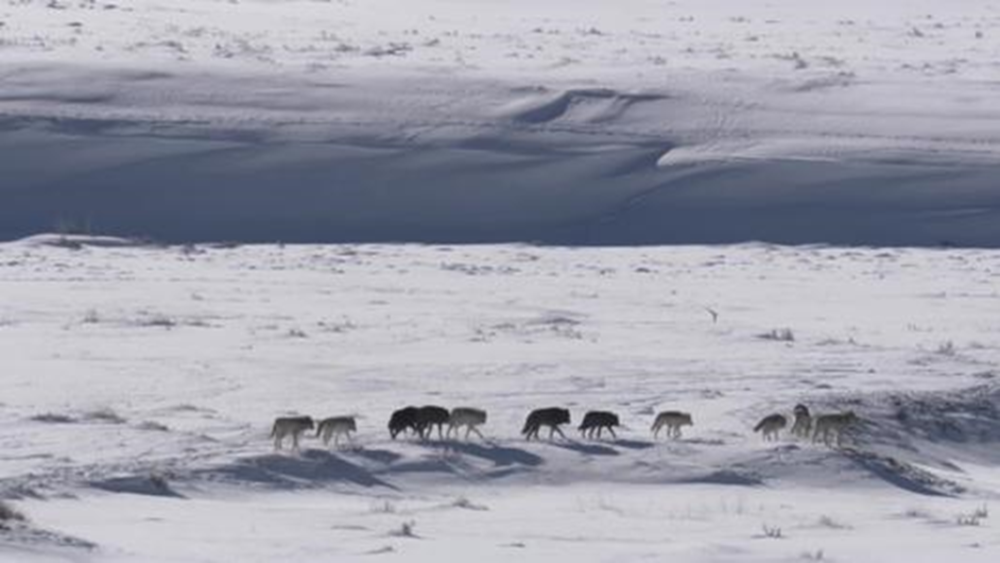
(3, 0), (1000, 245)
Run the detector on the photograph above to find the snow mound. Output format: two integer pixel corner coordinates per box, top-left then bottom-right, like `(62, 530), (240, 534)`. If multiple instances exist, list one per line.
(496, 88), (668, 125)
(15, 234), (152, 249)
(809, 384), (1000, 466)
(173, 429), (971, 498)
(842, 449), (966, 497)
(198, 450), (395, 491)
(0, 501), (96, 555)
(91, 475), (185, 499)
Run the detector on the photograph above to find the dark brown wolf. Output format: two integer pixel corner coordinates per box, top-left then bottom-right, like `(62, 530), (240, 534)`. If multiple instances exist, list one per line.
(578, 411), (620, 439)
(522, 407), (570, 440)
(415, 405), (450, 440)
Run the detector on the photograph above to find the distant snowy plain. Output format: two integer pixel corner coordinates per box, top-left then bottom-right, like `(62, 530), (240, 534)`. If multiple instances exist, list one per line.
(2, 0), (1000, 244)
(1, 237), (1000, 561)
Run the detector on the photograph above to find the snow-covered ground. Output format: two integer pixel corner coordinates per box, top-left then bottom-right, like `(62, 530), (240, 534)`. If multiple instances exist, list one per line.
(3, 2), (1000, 561)
(2, 237), (1000, 561)
(2, 0), (1000, 244)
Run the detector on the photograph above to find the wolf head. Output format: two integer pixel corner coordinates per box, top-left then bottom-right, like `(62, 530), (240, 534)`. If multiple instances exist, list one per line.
(388, 406), (418, 438)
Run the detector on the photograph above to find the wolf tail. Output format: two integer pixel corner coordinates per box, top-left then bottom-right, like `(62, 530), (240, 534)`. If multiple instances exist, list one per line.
(521, 417), (535, 436)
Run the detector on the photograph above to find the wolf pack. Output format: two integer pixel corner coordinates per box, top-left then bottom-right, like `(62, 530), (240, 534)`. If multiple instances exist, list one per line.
(270, 403), (859, 451)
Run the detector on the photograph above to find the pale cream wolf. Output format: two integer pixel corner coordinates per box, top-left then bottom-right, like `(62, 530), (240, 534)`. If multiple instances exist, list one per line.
(812, 411), (859, 446)
(315, 416), (357, 447)
(790, 404), (812, 439)
(652, 411), (693, 439)
(753, 413), (787, 441)
(271, 416), (314, 451)
(447, 407), (487, 440)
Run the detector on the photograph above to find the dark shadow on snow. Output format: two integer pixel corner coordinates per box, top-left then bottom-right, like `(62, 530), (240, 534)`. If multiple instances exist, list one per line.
(434, 441), (544, 467)
(607, 439), (655, 450)
(842, 449), (964, 497)
(675, 469), (764, 487)
(200, 449), (395, 490)
(91, 475), (185, 498)
(4, 125), (999, 247)
(548, 441), (619, 456)
(344, 447), (404, 465)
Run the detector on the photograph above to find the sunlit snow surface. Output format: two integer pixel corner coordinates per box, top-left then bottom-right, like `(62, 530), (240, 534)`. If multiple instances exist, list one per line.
(3, 1), (1000, 559)
(1, 237), (1000, 561)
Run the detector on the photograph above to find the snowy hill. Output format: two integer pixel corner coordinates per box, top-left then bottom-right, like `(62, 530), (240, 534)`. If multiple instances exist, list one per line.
(2, 0), (1000, 245)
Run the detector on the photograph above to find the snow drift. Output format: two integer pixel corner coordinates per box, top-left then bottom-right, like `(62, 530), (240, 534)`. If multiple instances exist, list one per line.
(2, 0), (1000, 245)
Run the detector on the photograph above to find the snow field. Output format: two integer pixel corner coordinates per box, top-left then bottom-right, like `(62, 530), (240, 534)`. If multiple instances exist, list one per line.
(1, 239), (1000, 560)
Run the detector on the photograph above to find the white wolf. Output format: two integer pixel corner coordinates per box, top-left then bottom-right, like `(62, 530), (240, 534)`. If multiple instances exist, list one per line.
(812, 411), (859, 447)
(790, 404), (812, 439)
(753, 413), (787, 441)
(447, 407), (487, 440)
(316, 416), (357, 447)
(652, 411), (693, 439)
(270, 416), (314, 451)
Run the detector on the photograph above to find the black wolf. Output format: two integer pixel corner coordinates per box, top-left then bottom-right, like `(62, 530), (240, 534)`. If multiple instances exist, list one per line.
(415, 405), (450, 439)
(522, 407), (570, 440)
(578, 410), (620, 440)
(388, 406), (419, 439)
